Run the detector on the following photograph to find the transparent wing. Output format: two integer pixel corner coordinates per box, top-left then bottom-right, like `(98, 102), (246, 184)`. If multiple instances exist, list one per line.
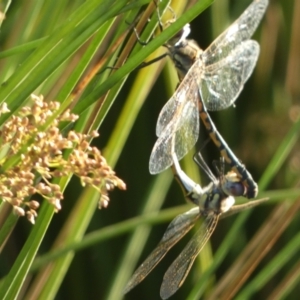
(123, 207), (200, 294)
(155, 85), (188, 137)
(156, 60), (202, 136)
(149, 63), (201, 174)
(203, 0), (268, 66)
(149, 105), (199, 174)
(200, 40), (259, 110)
(160, 214), (219, 300)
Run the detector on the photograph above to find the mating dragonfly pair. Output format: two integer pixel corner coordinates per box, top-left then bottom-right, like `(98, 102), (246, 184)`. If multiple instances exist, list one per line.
(125, 0), (268, 298)
(150, 0), (270, 199)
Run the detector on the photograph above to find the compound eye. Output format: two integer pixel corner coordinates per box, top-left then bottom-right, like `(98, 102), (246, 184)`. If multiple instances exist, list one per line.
(223, 181), (246, 197)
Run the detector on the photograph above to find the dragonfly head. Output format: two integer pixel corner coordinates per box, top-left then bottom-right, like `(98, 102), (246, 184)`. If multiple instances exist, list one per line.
(165, 23), (191, 48)
(221, 170), (247, 197)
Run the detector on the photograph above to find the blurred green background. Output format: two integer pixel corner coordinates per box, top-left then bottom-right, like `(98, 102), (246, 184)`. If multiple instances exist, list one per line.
(0, 0), (299, 299)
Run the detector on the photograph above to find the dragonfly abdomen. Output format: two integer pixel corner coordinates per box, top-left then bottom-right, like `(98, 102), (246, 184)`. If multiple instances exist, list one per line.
(198, 100), (258, 198)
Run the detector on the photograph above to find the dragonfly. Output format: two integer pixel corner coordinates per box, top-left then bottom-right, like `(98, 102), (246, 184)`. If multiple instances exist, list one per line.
(149, 0), (269, 199)
(124, 152), (268, 299)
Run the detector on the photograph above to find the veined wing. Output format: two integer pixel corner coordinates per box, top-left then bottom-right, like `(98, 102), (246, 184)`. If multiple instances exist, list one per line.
(123, 207), (200, 294)
(160, 214), (219, 300)
(149, 103), (199, 174)
(149, 63), (201, 174)
(203, 0), (268, 66)
(156, 60), (201, 136)
(201, 40), (259, 110)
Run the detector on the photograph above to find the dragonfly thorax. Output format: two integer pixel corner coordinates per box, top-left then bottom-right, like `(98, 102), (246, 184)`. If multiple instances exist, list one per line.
(199, 184), (235, 215)
(169, 39), (203, 81)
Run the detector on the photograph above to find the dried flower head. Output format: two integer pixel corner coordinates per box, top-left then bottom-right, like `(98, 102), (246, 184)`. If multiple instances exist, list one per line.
(0, 94), (126, 224)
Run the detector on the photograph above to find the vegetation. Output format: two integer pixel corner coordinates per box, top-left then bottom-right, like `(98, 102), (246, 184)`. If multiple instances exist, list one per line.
(0, 0), (299, 299)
